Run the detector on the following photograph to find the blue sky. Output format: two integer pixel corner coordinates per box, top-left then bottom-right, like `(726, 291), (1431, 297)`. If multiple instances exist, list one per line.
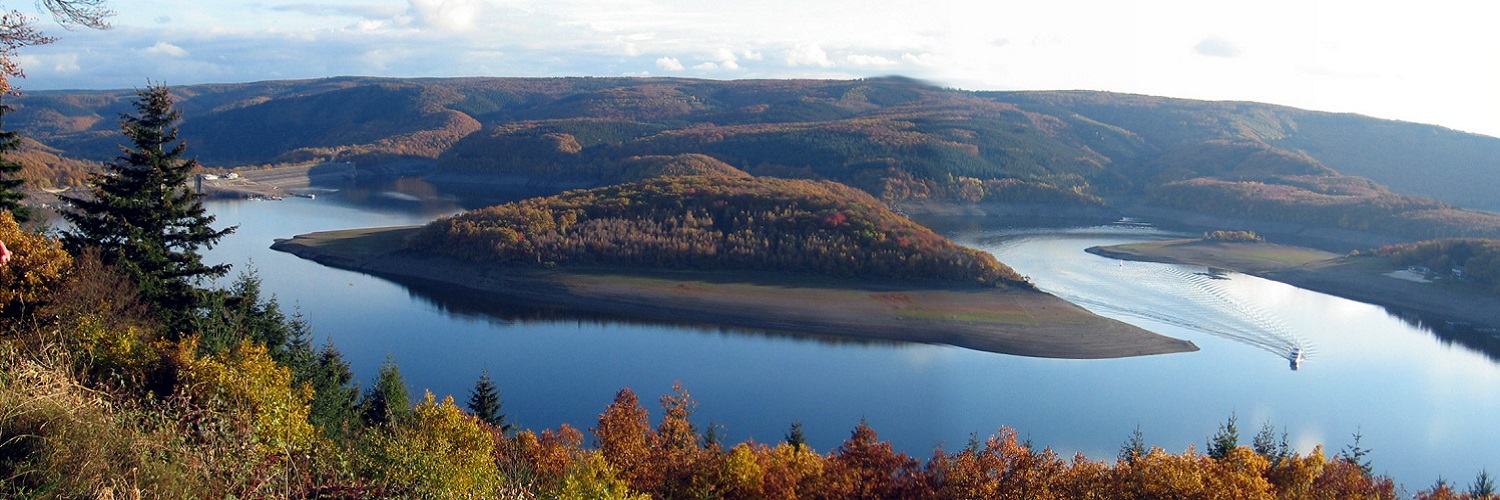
(14, 0), (1500, 138)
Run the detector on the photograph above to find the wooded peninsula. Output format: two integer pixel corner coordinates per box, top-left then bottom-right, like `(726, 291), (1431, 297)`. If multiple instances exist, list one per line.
(273, 174), (1199, 359)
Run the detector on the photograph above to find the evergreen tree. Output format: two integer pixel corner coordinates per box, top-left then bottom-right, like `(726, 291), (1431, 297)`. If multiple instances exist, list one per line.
(1252, 420), (1290, 464)
(1471, 470), (1496, 498)
(193, 267), (292, 356)
(360, 354), (411, 427)
(1119, 425), (1147, 465)
(307, 339), (361, 441)
(1207, 413), (1239, 461)
(0, 101), (30, 223)
(466, 369), (508, 431)
(59, 83), (234, 331)
(784, 420), (807, 451)
(1341, 428), (1373, 476)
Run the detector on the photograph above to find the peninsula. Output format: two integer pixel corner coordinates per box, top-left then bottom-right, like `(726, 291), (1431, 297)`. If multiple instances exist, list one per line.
(1087, 237), (1500, 328)
(273, 175), (1198, 358)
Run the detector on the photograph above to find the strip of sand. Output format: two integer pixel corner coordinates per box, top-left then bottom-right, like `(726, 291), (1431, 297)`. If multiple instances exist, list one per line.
(272, 227), (1199, 359)
(1087, 239), (1500, 328)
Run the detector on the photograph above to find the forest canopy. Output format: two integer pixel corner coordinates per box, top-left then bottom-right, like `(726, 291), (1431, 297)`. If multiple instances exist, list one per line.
(410, 175), (1027, 287)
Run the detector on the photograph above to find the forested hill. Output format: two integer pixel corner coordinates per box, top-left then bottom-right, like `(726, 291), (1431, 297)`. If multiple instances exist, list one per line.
(409, 175), (1027, 287)
(11, 76), (1500, 225)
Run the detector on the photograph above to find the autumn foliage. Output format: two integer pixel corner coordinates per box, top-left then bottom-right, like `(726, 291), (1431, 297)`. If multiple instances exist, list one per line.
(411, 175), (1027, 286)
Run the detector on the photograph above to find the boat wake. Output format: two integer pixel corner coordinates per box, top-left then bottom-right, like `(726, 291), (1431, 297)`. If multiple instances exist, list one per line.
(975, 231), (1311, 369)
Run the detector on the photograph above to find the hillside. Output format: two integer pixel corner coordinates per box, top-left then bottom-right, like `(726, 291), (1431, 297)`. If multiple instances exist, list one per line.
(992, 91), (1500, 211)
(10, 76), (1500, 240)
(410, 175), (1025, 287)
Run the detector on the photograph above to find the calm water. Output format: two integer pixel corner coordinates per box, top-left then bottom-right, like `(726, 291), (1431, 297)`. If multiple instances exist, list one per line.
(203, 180), (1500, 489)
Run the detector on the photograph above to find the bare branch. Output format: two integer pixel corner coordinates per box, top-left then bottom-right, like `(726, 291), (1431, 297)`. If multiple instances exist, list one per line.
(37, 0), (113, 30)
(0, 10), (58, 95)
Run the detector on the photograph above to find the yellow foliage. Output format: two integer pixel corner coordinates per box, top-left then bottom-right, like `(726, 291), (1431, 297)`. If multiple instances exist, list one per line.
(173, 337), (316, 454)
(72, 315), (158, 375)
(722, 443), (765, 498)
(0, 211), (73, 317)
(364, 392), (503, 497)
(559, 452), (650, 500)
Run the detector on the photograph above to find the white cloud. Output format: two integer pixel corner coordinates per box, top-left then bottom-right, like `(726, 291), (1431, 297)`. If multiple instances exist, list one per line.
(407, 0), (485, 32)
(52, 54), (81, 72)
(693, 62), (718, 70)
(711, 48), (740, 70)
(741, 50), (764, 61)
(785, 43), (833, 67)
(146, 41), (189, 58)
(845, 54), (895, 67)
(901, 52), (937, 66)
(1194, 36), (1241, 58)
(655, 56), (684, 71)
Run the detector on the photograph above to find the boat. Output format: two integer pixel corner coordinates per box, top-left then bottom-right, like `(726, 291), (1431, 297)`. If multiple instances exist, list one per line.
(1288, 347), (1305, 371)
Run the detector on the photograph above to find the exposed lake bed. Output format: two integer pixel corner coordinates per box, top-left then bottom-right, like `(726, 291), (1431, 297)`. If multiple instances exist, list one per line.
(272, 226), (1198, 359)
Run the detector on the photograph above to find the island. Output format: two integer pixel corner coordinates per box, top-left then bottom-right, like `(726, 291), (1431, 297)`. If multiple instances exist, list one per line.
(1087, 235), (1500, 328)
(273, 175), (1199, 358)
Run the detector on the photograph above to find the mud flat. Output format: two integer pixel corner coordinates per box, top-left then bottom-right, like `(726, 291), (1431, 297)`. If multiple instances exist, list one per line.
(272, 227), (1199, 359)
(1088, 239), (1500, 328)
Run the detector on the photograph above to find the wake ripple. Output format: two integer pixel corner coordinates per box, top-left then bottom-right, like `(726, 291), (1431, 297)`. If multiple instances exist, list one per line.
(975, 232), (1311, 367)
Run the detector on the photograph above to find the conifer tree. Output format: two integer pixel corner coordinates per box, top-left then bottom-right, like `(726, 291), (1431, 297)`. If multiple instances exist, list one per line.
(307, 339), (360, 441)
(1119, 425), (1147, 464)
(60, 83), (234, 329)
(1207, 413), (1239, 461)
(785, 420), (807, 451)
(360, 355), (411, 427)
(466, 369), (508, 431)
(0, 101), (30, 222)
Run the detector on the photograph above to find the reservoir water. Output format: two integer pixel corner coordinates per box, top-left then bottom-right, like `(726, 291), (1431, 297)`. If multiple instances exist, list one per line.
(204, 180), (1500, 489)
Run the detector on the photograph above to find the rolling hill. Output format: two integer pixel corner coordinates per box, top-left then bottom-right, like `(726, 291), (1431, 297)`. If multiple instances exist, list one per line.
(9, 76), (1500, 241)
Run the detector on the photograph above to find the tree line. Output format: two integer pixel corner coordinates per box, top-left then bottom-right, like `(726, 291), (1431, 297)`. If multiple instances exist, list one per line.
(1150, 176), (1500, 240)
(1373, 238), (1500, 295)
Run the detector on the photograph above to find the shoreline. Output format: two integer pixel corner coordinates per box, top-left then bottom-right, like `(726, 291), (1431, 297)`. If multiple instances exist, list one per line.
(271, 227), (1199, 359)
(1087, 240), (1500, 328)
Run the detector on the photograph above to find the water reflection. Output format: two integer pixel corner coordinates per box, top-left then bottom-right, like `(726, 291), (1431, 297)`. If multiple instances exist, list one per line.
(1385, 308), (1500, 363)
(957, 224), (1312, 367)
(380, 271), (916, 350)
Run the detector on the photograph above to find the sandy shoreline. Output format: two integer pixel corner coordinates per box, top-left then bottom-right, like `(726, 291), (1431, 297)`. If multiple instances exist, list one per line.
(272, 227), (1199, 359)
(1087, 240), (1500, 328)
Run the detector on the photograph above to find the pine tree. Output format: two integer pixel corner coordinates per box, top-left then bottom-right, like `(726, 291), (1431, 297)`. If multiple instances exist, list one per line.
(360, 354), (411, 427)
(0, 101), (30, 223)
(307, 339), (360, 441)
(784, 420), (807, 451)
(60, 84), (234, 330)
(1119, 425), (1147, 464)
(466, 369), (508, 431)
(1207, 413), (1239, 461)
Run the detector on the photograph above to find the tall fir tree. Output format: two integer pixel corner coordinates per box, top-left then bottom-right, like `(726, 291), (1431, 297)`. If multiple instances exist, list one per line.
(360, 354), (411, 427)
(466, 369), (508, 431)
(59, 84), (234, 330)
(0, 101), (30, 223)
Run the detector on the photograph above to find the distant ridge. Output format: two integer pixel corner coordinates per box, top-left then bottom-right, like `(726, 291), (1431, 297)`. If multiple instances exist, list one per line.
(11, 76), (1500, 240)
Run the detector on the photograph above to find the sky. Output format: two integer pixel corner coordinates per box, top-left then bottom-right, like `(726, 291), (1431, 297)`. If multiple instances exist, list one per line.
(13, 0), (1500, 138)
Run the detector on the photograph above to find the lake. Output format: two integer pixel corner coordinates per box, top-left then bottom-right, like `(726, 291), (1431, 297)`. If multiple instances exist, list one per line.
(203, 178), (1500, 489)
